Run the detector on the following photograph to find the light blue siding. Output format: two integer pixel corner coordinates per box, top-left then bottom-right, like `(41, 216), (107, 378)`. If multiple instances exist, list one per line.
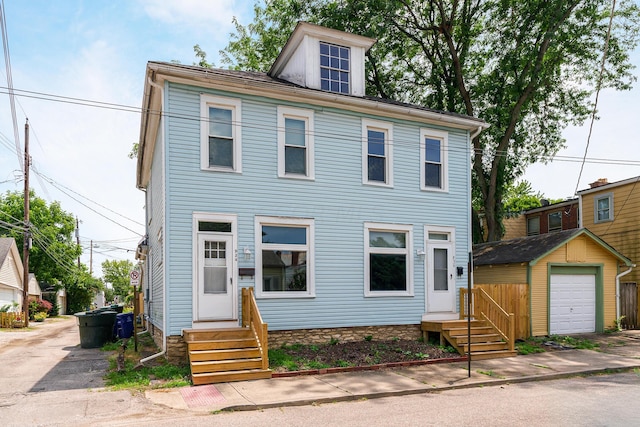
(162, 82), (471, 334)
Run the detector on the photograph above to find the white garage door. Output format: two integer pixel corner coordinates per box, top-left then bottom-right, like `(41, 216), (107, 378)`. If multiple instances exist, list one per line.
(550, 274), (596, 335)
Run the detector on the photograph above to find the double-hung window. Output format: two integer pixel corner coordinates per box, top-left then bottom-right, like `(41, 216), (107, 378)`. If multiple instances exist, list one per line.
(420, 129), (448, 191)
(527, 216), (540, 236)
(364, 222), (413, 297)
(200, 94), (242, 172)
(255, 216), (315, 298)
(594, 193), (613, 223)
(362, 119), (393, 186)
(320, 42), (350, 94)
(548, 212), (562, 232)
(277, 107), (314, 179)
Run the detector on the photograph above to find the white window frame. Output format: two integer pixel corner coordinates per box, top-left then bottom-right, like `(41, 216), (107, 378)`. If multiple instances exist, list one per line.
(364, 222), (413, 297)
(200, 94), (242, 173)
(277, 106), (315, 180)
(362, 119), (394, 187)
(420, 128), (448, 192)
(594, 193), (614, 223)
(255, 216), (315, 298)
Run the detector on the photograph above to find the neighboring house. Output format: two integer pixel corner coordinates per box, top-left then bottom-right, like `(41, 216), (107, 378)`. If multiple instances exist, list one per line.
(501, 198), (579, 240)
(136, 22), (487, 363)
(578, 176), (640, 285)
(28, 273), (41, 300)
(473, 228), (632, 336)
(0, 238), (24, 311)
(41, 285), (67, 315)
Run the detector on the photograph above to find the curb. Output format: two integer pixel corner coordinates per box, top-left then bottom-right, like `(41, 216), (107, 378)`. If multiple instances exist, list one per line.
(219, 365), (640, 412)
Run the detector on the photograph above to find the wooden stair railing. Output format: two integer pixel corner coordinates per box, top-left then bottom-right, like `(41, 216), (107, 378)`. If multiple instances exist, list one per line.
(184, 287), (271, 385)
(461, 288), (515, 352)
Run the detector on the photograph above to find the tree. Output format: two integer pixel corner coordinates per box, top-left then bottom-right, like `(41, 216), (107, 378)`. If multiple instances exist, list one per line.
(219, 0), (640, 241)
(101, 259), (135, 303)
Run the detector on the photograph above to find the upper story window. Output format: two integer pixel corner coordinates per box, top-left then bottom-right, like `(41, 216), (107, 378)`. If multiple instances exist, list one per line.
(594, 193), (613, 223)
(320, 42), (350, 94)
(200, 94), (242, 173)
(548, 212), (562, 232)
(277, 107), (315, 180)
(362, 119), (393, 187)
(527, 216), (540, 236)
(420, 129), (448, 192)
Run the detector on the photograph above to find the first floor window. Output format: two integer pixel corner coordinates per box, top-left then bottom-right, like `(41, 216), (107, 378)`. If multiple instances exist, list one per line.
(365, 222), (413, 296)
(256, 216), (315, 297)
(200, 95), (242, 172)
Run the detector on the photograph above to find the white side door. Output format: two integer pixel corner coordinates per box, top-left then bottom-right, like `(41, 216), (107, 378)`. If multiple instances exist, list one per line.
(426, 241), (455, 313)
(196, 234), (235, 321)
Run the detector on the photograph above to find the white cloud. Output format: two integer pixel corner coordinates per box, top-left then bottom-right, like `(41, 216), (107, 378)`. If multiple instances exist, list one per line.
(139, 0), (242, 32)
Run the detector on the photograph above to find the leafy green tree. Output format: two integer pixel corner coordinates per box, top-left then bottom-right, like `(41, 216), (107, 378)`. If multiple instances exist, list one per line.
(66, 269), (104, 314)
(101, 259), (135, 303)
(0, 190), (80, 284)
(219, 0), (640, 241)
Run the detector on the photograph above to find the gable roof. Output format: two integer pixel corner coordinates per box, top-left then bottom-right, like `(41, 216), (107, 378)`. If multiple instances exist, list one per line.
(473, 228), (631, 267)
(577, 175), (640, 196)
(0, 238), (16, 266)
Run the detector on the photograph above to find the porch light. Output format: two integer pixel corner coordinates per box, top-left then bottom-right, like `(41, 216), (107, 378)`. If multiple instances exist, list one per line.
(416, 248), (426, 257)
(243, 247), (252, 260)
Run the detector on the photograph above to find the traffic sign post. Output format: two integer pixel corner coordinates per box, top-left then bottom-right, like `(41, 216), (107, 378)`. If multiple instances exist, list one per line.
(129, 270), (141, 351)
(129, 270), (140, 287)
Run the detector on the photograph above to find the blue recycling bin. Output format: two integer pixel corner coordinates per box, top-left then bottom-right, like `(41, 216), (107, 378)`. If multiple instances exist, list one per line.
(114, 312), (134, 339)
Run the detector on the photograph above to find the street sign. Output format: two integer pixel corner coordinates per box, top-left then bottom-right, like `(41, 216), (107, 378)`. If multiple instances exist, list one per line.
(129, 270), (140, 287)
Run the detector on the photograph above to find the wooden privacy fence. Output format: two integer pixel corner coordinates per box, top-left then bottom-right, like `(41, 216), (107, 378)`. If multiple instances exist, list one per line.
(0, 312), (20, 328)
(620, 282), (638, 330)
(462, 283), (530, 340)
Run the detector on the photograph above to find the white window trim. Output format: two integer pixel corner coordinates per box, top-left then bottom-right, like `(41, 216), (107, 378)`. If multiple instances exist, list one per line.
(255, 216), (315, 298)
(277, 106), (315, 180)
(200, 94), (242, 173)
(420, 128), (448, 192)
(192, 212), (238, 321)
(362, 119), (394, 187)
(594, 192), (614, 223)
(425, 225), (456, 244)
(364, 222), (413, 297)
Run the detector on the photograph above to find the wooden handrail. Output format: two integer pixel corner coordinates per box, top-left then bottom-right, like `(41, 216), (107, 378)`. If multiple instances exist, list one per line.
(460, 287), (515, 352)
(241, 287), (269, 370)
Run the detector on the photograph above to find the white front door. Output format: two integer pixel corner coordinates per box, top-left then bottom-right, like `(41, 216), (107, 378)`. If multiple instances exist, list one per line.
(196, 234), (235, 321)
(426, 241), (455, 313)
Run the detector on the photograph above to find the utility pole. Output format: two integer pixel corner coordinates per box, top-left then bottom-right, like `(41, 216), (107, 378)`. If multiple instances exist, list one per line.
(75, 217), (81, 268)
(22, 120), (30, 328)
(89, 240), (93, 275)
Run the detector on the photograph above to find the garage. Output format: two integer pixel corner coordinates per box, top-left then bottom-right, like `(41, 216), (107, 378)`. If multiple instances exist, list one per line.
(549, 274), (596, 334)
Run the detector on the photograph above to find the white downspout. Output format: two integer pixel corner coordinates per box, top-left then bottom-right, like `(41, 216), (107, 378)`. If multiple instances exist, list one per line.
(141, 76), (167, 365)
(616, 264), (635, 321)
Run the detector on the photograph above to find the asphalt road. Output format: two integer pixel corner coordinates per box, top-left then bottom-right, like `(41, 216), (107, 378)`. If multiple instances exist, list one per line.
(117, 372), (640, 427)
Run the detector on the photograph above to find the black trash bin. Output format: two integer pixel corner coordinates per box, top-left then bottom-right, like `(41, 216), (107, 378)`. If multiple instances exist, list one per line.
(75, 310), (117, 348)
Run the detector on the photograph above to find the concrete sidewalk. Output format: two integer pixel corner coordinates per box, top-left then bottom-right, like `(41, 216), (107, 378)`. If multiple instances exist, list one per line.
(145, 335), (640, 413)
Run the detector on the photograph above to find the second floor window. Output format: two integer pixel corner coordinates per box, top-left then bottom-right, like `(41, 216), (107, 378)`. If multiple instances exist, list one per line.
(420, 129), (448, 192)
(362, 119), (393, 187)
(548, 212), (562, 232)
(320, 42), (350, 94)
(527, 216), (540, 236)
(200, 94), (242, 173)
(595, 194), (613, 223)
(277, 107), (315, 180)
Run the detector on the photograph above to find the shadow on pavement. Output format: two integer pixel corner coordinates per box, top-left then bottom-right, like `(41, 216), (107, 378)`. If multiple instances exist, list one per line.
(28, 344), (111, 392)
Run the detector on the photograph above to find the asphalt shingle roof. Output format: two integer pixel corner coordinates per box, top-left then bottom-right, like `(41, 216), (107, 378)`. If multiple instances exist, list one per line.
(0, 237), (15, 266)
(473, 229), (583, 266)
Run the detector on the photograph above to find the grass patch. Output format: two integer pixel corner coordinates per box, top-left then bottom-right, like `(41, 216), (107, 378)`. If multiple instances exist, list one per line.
(103, 333), (190, 390)
(516, 341), (546, 355)
(516, 335), (599, 355)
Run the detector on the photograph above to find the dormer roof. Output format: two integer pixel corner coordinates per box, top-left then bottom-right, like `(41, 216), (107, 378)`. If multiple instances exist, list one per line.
(268, 21), (376, 97)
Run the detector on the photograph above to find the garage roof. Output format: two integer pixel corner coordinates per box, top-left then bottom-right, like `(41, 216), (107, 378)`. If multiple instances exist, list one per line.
(473, 228), (632, 267)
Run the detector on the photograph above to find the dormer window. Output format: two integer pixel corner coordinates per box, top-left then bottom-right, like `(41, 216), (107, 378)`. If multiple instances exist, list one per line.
(320, 42), (350, 94)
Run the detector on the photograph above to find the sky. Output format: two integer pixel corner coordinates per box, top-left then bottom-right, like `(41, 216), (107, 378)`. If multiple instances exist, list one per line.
(0, 1), (639, 278)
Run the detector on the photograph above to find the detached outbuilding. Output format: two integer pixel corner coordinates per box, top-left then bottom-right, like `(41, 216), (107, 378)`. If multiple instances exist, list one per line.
(473, 229), (632, 336)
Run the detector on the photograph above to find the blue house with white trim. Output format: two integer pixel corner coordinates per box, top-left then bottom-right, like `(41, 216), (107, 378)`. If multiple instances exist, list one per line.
(136, 22), (487, 367)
